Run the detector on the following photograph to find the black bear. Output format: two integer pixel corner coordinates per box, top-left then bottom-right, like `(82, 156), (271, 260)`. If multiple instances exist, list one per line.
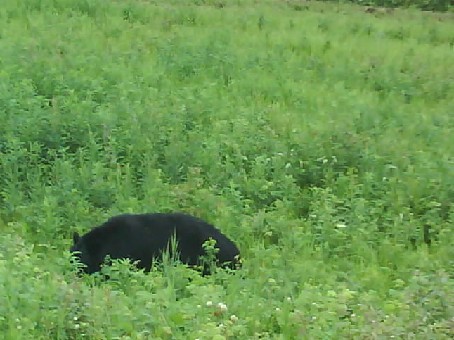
(70, 212), (241, 275)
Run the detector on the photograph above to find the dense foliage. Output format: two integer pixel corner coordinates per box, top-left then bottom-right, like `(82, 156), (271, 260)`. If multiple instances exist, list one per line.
(0, 0), (453, 338)
(320, 0), (451, 12)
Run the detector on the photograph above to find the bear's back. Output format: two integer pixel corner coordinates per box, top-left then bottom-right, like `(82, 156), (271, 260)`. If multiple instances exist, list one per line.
(145, 212), (240, 263)
(134, 213), (240, 263)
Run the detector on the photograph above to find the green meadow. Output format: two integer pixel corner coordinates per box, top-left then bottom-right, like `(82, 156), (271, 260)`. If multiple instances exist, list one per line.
(0, 0), (453, 338)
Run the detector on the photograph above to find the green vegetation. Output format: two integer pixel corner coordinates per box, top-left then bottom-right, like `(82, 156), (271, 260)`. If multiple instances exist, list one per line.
(322, 0), (452, 12)
(1, 0), (453, 338)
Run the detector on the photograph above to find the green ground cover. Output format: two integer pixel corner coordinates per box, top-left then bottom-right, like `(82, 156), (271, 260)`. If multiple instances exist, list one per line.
(0, 0), (453, 338)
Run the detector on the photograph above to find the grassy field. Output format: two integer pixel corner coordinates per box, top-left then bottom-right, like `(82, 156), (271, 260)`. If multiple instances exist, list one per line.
(0, 0), (453, 338)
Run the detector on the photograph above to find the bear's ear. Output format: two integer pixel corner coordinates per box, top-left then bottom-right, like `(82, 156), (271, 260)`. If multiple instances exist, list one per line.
(72, 232), (81, 245)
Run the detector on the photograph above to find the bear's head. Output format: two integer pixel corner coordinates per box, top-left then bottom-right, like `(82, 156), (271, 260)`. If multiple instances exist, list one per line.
(70, 232), (100, 274)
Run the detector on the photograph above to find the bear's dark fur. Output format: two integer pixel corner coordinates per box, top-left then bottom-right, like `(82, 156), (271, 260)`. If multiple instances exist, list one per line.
(70, 212), (240, 275)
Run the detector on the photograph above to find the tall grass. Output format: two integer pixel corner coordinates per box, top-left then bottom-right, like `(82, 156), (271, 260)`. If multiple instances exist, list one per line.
(0, 0), (453, 338)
